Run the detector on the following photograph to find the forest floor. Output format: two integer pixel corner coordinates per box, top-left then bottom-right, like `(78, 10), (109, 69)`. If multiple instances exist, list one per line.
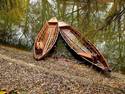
(0, 45), (125, 94)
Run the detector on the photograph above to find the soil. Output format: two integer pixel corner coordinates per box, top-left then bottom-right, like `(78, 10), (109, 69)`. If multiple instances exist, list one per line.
(0, 45), (125, 94)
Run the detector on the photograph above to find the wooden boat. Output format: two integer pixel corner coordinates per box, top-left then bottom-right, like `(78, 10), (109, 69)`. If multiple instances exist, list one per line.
(33, 17), (59, 60)
(59, 22), (111, 72)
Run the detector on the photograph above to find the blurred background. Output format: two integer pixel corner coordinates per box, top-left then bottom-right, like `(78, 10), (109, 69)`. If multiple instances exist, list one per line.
(0, 0), (125, 73)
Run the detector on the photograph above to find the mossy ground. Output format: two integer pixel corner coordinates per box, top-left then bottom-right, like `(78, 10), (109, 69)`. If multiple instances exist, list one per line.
(0, 45), (125, 94)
